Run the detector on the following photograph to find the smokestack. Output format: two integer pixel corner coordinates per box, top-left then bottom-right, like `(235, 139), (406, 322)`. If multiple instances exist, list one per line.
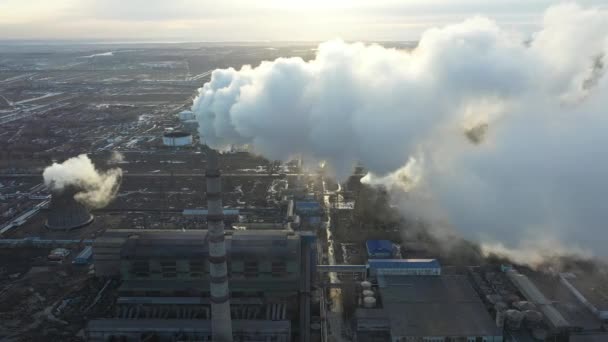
(205, 150), (233, 342)
(46, 186), (94, 230)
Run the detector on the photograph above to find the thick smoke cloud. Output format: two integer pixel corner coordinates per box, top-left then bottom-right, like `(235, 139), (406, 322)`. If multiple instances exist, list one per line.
(43, 154), (122, 209)
(193, 3), (608, 259)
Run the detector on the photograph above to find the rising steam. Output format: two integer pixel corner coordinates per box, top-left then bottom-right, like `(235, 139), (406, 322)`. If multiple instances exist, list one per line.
(43, 154), (122, 209)
(193, 3), (608, 260)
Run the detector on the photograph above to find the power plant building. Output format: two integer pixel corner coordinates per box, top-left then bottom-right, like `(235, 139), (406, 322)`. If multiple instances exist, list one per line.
(87, 229), (316, 341)
(354, 274), (503, 342)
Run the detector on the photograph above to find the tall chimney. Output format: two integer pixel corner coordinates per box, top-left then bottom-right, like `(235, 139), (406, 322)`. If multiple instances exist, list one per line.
(205, 150), (233, 342)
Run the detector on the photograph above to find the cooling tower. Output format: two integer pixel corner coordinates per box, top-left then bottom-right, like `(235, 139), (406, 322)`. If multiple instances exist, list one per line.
(46, 186), (94, 230)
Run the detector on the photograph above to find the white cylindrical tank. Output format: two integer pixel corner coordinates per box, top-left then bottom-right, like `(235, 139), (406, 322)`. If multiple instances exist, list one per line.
(362, 290), (374, 297)
(163, 131), (193, 147)
(361, 281), (372, 290)
(179, 110), (195, 121)
(363, 296), (376, 308)
(514, 301), (536, 311)
(183, 119), (199, 131)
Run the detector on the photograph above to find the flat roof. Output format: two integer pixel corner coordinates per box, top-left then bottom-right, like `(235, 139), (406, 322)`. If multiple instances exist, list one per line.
(88, 319), (290, 333)
(119, 230), (299, 258)
(378, 275), (501, 338)
(119, 279), (301, 292)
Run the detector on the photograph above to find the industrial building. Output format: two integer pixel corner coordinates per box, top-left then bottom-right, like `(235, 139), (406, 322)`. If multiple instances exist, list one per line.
(87, 150), (316, 341)
(88, 229), (315, 341)
(559, 273), (608, 320)
(294, 201), (322, 226)
(366, 240), (395, 259)
(354, 274), (503, 342)
(504, 268), (606, 334)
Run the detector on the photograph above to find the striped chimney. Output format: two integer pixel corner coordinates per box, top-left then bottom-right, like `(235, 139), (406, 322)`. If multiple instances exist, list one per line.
(205, 150), (233, 342)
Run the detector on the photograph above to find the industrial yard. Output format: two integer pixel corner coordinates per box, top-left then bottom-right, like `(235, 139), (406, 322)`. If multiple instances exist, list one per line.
(1, 41), (608, 342)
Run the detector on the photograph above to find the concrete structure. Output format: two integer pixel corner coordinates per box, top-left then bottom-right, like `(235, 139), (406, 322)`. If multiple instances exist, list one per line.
(205, 150), (233, 342)
(368, 259), (441, 277)
(354, 275), (503, 342)
(89, 228), (316, 341)
(366, 240), (394, 259)
(45, 186), (94, 230)
(162, 131), (192, 147)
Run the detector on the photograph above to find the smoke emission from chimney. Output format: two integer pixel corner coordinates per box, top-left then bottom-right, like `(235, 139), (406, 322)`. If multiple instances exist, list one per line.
(43, 154), (122, 209)
(192, 3), (608, 259)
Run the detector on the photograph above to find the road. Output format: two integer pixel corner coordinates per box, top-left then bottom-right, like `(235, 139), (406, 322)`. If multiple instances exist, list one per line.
(322, 178), (348, 342)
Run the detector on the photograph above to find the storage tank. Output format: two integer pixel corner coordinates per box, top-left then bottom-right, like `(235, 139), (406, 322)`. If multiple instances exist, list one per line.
(505, 309), (524, 330)
(361, 281), (372, 290)
(363, 296), (376, 308)
(362, 290), (374, 297)
(178, 110), (195, 121)
(46, 186), (94, 230)
(163, 131), (193, 147)
(182, 119), (199, 132)
(513, 301), (536, 311)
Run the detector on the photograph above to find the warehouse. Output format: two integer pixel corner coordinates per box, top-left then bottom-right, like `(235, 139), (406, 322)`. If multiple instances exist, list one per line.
(89, 229), (316, 341)
(355, 274), (503, 342)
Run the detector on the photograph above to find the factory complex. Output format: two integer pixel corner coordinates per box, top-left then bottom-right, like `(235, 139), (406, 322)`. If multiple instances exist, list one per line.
(0, 42), (607, 342)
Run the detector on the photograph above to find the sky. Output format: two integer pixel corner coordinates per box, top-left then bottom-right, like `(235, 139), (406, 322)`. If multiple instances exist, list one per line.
(0, 0), (606, 42)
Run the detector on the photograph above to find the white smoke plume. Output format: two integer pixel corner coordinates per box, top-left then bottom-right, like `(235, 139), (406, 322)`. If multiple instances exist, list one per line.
(108, 150), (125, 164)
(43, 154), (122, 209)
(193, 3), (608, 260)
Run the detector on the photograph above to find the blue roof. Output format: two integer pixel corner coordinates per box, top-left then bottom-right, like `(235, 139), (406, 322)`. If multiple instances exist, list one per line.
(295, 201), (322, 215)
(368, 259), (441, 269)
(366, 240), (393, 253)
